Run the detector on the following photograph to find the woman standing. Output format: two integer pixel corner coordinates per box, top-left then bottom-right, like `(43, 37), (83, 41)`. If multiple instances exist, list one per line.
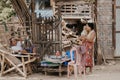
(84, 23), (96, 73)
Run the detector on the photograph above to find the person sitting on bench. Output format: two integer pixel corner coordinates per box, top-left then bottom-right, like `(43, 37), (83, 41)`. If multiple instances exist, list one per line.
(10, 37), (27, 54)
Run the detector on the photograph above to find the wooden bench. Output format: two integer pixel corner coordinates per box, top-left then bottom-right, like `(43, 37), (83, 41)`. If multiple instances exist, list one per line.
(40, 57), (70, 77)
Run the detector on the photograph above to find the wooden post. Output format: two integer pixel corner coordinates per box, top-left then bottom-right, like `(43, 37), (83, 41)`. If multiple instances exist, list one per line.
(50, 0), (56, 15)
(31, 0), (36, 43)
(0, 54), (5, 76)
(59, 64), (62, 77)
(22, 57), (27, 78)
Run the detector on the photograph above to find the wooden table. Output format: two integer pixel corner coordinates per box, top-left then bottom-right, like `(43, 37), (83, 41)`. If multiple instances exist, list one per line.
(41, 58), (70, 77)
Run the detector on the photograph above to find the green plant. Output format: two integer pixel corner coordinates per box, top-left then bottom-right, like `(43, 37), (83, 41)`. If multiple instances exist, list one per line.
(0, 0), (15, 21)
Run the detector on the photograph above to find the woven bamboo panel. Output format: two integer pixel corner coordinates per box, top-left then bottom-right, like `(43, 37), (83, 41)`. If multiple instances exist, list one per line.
(55, 1), (93, 20)
(97, 0), (113, 59)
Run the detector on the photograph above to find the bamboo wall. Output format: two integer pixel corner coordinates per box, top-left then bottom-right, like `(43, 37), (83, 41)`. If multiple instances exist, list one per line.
(0, 20), (27, 47)
(97, 0), (114, 59)
(54, 0), (94, 21)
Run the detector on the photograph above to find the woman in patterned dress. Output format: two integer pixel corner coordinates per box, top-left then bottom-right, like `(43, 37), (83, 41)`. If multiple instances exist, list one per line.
(83, 23), (96, 73)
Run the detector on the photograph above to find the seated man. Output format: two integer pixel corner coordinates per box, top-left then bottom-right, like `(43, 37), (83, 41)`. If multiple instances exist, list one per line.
(10, 37), (27, 54)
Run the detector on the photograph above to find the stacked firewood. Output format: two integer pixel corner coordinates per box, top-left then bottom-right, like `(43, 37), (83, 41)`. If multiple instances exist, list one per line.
(62, 21), (79, 49)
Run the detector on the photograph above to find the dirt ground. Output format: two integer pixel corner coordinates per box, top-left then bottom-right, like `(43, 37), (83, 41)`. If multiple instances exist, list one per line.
(0, 61), (120, 80)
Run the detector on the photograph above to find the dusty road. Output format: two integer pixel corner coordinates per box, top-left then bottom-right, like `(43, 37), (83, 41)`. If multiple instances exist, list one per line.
(0, 61), (120, 80)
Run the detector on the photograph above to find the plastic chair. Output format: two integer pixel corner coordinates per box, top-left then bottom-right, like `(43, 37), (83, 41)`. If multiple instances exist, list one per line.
(67, 45), (85, 79)
(63, 50), (75, 66)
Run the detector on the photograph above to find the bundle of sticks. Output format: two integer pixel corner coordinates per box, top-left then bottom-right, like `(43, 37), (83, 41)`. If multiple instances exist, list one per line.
(62, 21), (79, 49)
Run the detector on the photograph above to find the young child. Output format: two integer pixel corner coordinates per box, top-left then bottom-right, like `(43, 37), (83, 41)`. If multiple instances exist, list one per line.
(81, 24), (88, 37)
